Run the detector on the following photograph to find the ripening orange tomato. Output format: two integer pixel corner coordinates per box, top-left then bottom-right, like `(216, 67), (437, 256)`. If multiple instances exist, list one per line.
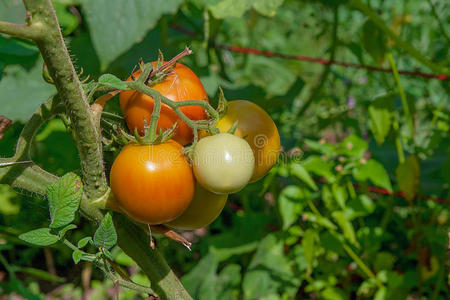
(120, 62), (208, 145)
(109, 140), (194, 224)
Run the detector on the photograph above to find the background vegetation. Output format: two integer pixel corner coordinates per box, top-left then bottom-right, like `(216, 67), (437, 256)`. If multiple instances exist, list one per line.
(0, 0), (448, 299)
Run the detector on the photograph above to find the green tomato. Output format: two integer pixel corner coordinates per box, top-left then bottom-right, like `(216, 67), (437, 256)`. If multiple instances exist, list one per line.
(166, 182), (228, 230)
(192, 133), (255, 194)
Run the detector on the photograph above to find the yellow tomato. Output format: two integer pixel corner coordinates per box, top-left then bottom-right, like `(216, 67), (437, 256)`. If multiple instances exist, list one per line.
(216, 100), (281, 182)
(166, 182), (228, 230)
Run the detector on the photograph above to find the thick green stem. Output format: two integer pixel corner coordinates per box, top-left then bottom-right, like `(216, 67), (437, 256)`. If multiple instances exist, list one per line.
(0, 20), (42, 40)
(22, 0), (108, 217)
(387, 53), (415, 140)
(113, 213), (193, 300)
(348, 0), (448, 75)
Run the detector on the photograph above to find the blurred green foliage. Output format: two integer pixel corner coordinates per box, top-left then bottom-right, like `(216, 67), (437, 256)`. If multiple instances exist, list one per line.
(0, 0), (449, 299)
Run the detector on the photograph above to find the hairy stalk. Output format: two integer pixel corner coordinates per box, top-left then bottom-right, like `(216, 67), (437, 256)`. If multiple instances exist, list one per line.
(1, 1), (192, 297)
(0, 20), (42, 40)
(22, 0), (108, 219)
(113, 213), (193, 300)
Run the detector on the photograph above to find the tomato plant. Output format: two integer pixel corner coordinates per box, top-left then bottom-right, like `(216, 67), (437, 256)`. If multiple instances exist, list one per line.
(192, 133), (255, 194)
(166, 182), (228, 230)
(109, 140), (194, 224)
(120, 62), (209, 145)
(216, 100), (281, 182)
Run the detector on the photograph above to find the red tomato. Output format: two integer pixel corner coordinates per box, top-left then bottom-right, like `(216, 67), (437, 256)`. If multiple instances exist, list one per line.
(120, 62), (209, 145)
(109, 140), (194, 224)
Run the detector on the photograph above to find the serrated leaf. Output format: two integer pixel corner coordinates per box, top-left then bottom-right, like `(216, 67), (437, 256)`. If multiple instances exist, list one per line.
(93, 213), (117, 250)
(58, 224), (77, 238)
(290, 163), (318, 191)
(368, 95), (394, 145)
(77, 237), (92, 248)
(396, 156), (420, 202)
(82, 0), (183, 69)
(98, 74), (128, 90)
(72, 250), (82, 264)
(47, 173), (82, 229)
(353, 159), (392, 192)
(19, 228), (59, 246)
(362, 19), (387, 65)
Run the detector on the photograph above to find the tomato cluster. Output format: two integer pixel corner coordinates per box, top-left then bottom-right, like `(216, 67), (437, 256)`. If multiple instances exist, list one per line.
(110, 59), (280, 230)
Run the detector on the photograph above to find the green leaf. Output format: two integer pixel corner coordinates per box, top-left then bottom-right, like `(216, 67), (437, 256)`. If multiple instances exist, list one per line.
(72, 250), (83, 264)
(82, 0), (183, 69)
(98, 74), (128, 90)
(290, 163), (318, 191)
(77, 237), (92, 248)
(246, 55), (296, 96)
(181, 252), (218, 297)
(302, 229), (316, 275)
(58, 224), (77, 238)
(302, 155), (335, 182)
(208, 0), (284, 19)
(322, 286), (347, 300)
(243, 234), (301, 299)
(47, 173), (82, 229)
(303, 212), (337, 230)
(278, 186), (306, 229)
(252, 0), (285, 17)
(331, 211), (356, 245)
(353, 159), (392, 192)
(0, 58), (56, 121)
(17, 267), (65, 283)
(338, 134), (368, 159)
(19, 228), (59, 246)
(374, 252), (396, 272)
(362, 19), (387, 65)
(396, 155), (420, 202)
(332, 183), (347, 208)
(209, 0), (250, 19)
(368, 95), (394, 144)
(93, 213), (117, 250)
(54, 2), (79, 35)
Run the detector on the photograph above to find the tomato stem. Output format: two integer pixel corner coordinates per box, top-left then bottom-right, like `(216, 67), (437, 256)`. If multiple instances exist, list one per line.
(149, 46), (193, 78)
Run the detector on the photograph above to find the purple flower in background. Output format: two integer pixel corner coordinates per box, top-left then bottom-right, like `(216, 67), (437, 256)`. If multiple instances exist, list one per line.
(347, 96), (356, 109)
(359, 76), (367, 84)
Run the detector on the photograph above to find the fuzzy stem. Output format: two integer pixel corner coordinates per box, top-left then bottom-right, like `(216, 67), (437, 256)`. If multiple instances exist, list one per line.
(113, 213), (193, 300)
(0, 20), (42, 40)
(22, 0), (108, 219)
